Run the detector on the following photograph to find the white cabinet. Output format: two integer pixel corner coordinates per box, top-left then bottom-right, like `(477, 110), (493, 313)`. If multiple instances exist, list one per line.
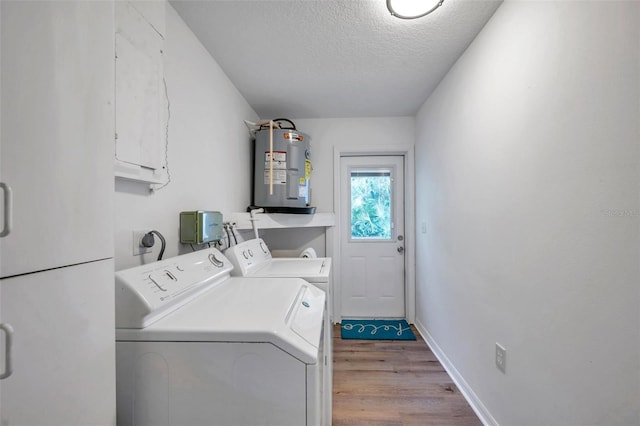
(0, 0), (114, 278)
(0, 1), (116, 424)
(114, 1), (167, 184)
(0, 260), (116, 425)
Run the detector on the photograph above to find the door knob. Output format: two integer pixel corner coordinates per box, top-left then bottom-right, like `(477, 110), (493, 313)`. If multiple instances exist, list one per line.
(397, 246), (404, 253)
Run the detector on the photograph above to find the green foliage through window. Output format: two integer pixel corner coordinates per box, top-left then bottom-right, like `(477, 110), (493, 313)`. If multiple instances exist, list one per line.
(350, 170), (392, 239)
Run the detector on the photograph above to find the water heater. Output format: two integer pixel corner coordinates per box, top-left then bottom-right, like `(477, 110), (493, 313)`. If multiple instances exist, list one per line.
(252, 126), (315, 214)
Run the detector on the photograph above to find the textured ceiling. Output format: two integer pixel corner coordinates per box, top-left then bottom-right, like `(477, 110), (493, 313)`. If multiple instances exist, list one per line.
(170, 0), (502, 119)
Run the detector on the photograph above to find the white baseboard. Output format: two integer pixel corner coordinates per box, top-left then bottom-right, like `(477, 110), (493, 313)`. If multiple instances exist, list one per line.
(413, 319), (499, 426)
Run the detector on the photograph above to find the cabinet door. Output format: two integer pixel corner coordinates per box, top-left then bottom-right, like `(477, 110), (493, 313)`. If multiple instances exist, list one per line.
(0, 259), (116, 425)
(0, 1), (114, 278)
(0, 286), (4, 422)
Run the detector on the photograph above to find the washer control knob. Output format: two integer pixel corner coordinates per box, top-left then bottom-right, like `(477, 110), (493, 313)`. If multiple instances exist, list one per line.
(148, 275), (167, 292)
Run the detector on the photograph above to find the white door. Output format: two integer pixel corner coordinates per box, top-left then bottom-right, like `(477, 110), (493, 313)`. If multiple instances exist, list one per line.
(340, 156), (405, 318)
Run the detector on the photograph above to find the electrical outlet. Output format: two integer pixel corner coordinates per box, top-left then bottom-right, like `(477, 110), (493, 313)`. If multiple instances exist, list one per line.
(495, 343), (506, 374)
(132, 230), (153, 256)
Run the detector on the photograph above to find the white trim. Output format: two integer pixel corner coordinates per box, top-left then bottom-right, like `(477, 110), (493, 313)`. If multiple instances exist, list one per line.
(228, 212), (335, 230)
(331, 145), (416, 324)
(414, 319), (499, 426)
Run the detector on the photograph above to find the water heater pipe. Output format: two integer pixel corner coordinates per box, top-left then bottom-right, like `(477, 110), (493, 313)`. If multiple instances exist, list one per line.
(249, 208), (264, 240)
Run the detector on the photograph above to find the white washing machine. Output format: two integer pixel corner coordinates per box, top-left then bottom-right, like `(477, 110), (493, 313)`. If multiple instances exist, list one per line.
(224, 238), (333, 426)
(115, 247), (325, 426)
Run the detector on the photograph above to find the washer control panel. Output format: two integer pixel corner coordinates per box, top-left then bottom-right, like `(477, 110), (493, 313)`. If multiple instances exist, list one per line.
(224, 238), (272, 276)
(115, 248), (233, 328)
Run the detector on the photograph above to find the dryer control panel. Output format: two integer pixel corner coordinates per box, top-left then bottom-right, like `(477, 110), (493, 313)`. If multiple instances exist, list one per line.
(115, 248), (233, 328)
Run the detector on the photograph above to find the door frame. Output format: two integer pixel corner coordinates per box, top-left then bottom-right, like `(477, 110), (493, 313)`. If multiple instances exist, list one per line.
(329, 145), (415, 324)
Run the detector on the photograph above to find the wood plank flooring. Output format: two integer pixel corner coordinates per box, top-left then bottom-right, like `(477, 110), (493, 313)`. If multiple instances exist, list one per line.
(332, 324), (482, 426)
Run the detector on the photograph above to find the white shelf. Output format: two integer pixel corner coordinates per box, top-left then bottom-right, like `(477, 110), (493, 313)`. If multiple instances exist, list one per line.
(228, 212), (335, 230)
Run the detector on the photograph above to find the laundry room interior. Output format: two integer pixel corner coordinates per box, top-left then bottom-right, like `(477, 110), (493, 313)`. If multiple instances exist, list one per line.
(1, 0), (638, 425)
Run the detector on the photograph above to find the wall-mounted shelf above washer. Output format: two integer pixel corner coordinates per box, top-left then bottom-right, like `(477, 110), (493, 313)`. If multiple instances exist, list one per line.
(228, 212), (335, 230)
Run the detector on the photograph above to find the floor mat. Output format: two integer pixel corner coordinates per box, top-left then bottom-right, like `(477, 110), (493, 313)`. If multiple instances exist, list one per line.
(340, 319), (416, 340)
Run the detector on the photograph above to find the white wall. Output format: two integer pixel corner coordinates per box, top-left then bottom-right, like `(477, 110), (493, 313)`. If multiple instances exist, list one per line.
(415, 1), (639, 425)
(114, 3), (258, 270)
(259, 117), (414, 256)
(112, 6), (415, 267)
(295, 117), (415, 213)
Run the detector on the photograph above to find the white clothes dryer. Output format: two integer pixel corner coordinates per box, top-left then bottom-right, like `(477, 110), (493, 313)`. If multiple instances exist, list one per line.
(115, 248), (325, 426)
(224, 238), (333, 426)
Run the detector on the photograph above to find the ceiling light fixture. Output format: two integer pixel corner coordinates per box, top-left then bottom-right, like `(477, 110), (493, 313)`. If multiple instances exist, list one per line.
(386, 0), (445, 19)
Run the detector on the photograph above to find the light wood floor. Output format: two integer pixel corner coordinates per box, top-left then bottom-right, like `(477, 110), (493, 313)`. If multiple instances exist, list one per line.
(332, 324), (482, 426)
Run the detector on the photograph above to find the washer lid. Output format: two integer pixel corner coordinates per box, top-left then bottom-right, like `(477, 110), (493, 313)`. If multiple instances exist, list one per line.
(116, 277), (325, 364)
(252, 258), (331, 283)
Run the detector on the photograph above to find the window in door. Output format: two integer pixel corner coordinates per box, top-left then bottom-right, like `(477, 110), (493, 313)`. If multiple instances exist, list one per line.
(349, 169), (393, 240)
